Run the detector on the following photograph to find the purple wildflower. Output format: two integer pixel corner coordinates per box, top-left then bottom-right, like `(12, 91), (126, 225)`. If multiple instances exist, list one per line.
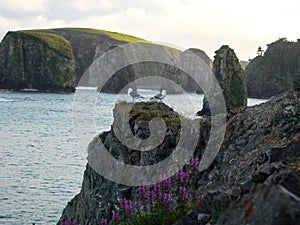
(176, 168), (190, 182)
(147, 189), (156, 204)
(175, 168), (183, 180)
(191, 156), (199, 168)
(158, 190), (164, 201)
(124, 199), (133, 216)
(163, 193), (172, 204)
(159, 174), (172, 188)
(197, 194), (204, 202)
(134, 199), (142, 210)
(152, 182), (161, 192)
(138, 186), (146, 198)
(112, 211), (120, 221)
(61, 220), (67, 225)
(182, 171), (190, 181)
(100, 218), (108, 225)
(179, 186), (187, 195)
(183, 192), (191, 201)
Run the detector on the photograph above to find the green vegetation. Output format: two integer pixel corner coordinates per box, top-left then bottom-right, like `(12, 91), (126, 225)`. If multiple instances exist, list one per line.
(31, 27), (151, 43)
(16, 30), (72, 58)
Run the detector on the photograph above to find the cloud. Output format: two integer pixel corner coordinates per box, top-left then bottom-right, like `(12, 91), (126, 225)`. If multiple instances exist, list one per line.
(0, 0), (300, 60)
(0, 0), (46, 12)
(0, 16), (20, 41)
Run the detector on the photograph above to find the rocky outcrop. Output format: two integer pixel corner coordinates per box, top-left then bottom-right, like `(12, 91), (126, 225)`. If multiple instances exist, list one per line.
(0, 31), (75, 92)
(192, 90), (300, 224)
(58, 88), (299, 224)
(57, 102), (184, 224)
(0, 28), (212, 93)
(246, 38), (300, 98)
(197, 45), (247, 116)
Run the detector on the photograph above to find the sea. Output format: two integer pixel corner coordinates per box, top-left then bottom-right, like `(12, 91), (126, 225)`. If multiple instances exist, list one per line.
(0, 89), (267, 224)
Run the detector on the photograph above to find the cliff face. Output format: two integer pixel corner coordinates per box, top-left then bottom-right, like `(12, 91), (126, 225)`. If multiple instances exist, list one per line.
(246, 38), (300, 98)
(198, 45), (247, 116)
(0, 28), (211, 93)
(58, 90), (299, 225)
(0, 31), (75, 92)
(46, 28), (150, 86)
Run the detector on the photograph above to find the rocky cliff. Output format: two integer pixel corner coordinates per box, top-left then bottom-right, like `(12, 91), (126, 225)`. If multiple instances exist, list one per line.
(246, 38), (300, 98)
(0, 31), (75, 92)
(0, 28), (211, 93)
(58, 89), (299, 224)
(198, 45), (247, 116)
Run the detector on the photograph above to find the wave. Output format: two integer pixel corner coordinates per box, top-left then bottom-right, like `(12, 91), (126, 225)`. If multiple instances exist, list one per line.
(0, 98), (15, 102)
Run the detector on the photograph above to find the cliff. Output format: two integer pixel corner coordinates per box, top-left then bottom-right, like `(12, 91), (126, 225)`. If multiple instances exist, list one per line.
(58, 89), (299, 224)
(0, 31), (75, 92)
(198, 45), (247, 116)
(246, 38), (300, 98)
(0, 28), (211, 93)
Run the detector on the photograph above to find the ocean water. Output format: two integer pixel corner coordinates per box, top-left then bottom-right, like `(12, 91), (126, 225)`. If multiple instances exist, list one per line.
(0, 90), (267, 224)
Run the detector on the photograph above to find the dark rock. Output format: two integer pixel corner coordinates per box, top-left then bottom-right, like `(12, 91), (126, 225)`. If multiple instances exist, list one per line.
(246, 38), (300, 98)
(266, 170), (300, 197)
(216, 183), (300, 225)
(269, 146), (286, 162)
(173, 209), (211, 225)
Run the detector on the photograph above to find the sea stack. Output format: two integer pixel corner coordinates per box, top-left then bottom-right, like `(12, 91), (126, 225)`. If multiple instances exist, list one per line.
(198, 45), (247, 116)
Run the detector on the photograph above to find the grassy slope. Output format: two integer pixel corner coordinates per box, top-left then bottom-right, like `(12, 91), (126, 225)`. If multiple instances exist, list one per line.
(16, 30), (73, 58)
(30, 27), (151, 43)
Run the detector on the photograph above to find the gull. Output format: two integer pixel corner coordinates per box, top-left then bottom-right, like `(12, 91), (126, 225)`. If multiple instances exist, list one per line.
(151, 89), (167, 101)
(128, 88), (143, 102)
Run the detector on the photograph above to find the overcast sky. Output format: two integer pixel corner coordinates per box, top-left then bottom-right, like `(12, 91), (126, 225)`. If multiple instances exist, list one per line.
(0, 0), (299, 60)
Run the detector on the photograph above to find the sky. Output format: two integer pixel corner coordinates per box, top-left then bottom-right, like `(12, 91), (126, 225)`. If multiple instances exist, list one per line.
(0, 0), (300, 61)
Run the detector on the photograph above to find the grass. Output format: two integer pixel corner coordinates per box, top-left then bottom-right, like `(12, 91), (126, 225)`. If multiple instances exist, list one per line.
(16, 30), (72, 58)
(29, 27), (151, 43)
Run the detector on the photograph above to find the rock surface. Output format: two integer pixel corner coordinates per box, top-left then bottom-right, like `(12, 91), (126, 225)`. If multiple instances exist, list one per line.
(0, 31), (75, 92)
(246, 38), (300, 98)
(197, 45), (247, 116)
(58, 89), (299, 224)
